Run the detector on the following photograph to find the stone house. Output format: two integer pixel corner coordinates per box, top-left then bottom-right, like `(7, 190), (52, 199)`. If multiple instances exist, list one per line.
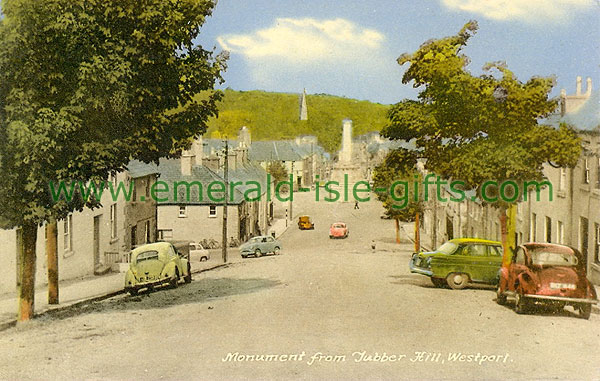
(0, 167), (158, 294)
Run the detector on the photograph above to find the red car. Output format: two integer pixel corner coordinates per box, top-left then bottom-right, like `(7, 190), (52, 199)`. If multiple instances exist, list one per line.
(497, 243), (598, 319)
(329, 222), (348, 239)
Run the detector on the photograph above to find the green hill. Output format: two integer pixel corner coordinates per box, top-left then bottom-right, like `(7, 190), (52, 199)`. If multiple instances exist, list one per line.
(204, 89), (390, 153)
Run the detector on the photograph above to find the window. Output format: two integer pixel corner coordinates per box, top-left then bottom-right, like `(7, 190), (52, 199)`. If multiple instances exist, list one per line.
(489, 245), (503, 257)
(466, 244), (487, 256)
(596, 158), (600, 189)
(530, 213), (537, 242)
(559, 168), (567, 191)
(583, 158), (590, 184)
(63, 214), (73, 252)
(145, 179), (151, 198)
(545, 216), (552, 243)
(110, 204), (118, 239)
(557, 221), (564, 244)
(595, 223), (600, 264)
(178, 205), (187, 218)
(515, 248), (526, 265)
(209, 205), (217, 218)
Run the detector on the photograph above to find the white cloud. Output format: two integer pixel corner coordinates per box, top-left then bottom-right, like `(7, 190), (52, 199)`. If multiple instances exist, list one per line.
(440, 0), (596, 23)
(217, 17), (385, 63)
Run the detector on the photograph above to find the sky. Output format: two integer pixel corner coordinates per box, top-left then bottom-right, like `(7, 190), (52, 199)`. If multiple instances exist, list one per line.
(195, 0), (600, 105)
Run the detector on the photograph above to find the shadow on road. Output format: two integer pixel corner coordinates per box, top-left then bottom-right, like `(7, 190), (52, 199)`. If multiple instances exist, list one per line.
(389, 274), (496, 291)
(39, 277), (281, 322)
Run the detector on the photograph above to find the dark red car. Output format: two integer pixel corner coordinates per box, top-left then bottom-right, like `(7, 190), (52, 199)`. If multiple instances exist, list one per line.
(497, 243), (598, 319)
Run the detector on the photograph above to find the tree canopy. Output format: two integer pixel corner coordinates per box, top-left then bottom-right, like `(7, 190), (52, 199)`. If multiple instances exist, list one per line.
(382, 21), (581, 196)
(0, 0), (227, 228)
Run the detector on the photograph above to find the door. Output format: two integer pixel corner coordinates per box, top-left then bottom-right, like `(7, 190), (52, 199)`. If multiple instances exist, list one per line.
(93, 215), (101, 267)
(130, 225), (137, 250)
(446, 217), (454, 240)
(484, 245), (503, 282)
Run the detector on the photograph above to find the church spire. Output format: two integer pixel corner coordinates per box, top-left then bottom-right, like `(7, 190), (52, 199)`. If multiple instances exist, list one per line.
(299, 88), (308, 121)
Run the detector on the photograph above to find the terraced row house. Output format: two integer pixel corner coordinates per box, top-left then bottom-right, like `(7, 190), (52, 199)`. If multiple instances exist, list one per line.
(421, 77), (600, 285)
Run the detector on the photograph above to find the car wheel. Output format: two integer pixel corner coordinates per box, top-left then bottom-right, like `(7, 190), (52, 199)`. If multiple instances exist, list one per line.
(241, 255), (247, 259)
(446, 273), (469, 290)
(430, 277), (445, 288)
(579, 304), (592, 320)
(496, 285), (507, 305)
(184, 264), (192, 284)
(514, 293), (529, 314)
(255, 248), (262, 258)
(169, 269), (179, 289)
(128, 288), (138, 296)
(274, 246), (280, 255)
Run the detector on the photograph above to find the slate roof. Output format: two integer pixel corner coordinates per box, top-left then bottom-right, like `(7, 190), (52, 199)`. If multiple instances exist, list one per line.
(127, 159), (269, 206)
(545, 91), (600, 132)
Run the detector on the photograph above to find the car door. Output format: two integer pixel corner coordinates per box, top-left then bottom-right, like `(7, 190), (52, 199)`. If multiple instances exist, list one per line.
(266, 237), (275, 252)
(462, 244), (490, 282)
(507, 247), (527, 291)
(168, 243), (183, 273)
(483, 245), (504, 282)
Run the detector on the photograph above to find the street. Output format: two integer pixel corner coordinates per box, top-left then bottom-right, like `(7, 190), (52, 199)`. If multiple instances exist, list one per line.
(1, 191), (599, 380)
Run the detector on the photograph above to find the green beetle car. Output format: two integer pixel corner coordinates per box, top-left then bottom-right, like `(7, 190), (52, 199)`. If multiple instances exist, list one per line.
(125, 242), (192, 296)
(409, 238), (503, 289)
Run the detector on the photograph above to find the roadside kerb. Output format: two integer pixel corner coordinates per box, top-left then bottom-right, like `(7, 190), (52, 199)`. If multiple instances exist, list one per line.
(0, 261), (233, 332)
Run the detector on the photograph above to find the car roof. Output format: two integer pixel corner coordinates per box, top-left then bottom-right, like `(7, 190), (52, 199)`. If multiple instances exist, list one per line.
(332, 222), (346, 225)
(449, 238), (501, 245)
(522, 242), (577, 253)
(131, 242), (172, 256)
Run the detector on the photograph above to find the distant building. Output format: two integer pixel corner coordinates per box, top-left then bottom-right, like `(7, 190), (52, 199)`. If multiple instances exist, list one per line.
(299, 89), (308, 121)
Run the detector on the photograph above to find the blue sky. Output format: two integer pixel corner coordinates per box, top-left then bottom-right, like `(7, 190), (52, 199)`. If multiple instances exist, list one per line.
(196, 0), (599, 105)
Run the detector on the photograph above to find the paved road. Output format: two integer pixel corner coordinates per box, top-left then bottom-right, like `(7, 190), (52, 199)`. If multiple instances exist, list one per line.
(0, 191), (598, 380)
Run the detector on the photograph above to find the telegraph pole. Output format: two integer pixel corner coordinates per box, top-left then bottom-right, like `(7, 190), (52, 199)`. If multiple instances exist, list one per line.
(222, 140), (228, 263)
(289, 161), (294, 223)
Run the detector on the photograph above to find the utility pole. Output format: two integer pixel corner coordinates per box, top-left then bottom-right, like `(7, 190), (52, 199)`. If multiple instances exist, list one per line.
(289, 161), (294, 223)
(222, 140), (228, 263)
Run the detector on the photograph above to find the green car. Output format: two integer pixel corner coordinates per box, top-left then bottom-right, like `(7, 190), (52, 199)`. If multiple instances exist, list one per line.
(125, 242), (191, 295)
(409, 238), (503, 289)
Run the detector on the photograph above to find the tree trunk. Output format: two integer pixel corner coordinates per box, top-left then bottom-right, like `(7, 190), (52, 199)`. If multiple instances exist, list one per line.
(414, 212), (420, 253)
(18, 222), (37, 322)
(395, 218), (400, 244)
(46, 221), (59, 305)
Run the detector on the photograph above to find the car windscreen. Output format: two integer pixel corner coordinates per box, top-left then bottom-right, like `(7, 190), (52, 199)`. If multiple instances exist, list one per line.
(250, 237), (261, 243)
(531, 250), (578, 266)
(333, 224), (344, 228)
(437, 242), (458, 254)
(134, 250), (159, 264)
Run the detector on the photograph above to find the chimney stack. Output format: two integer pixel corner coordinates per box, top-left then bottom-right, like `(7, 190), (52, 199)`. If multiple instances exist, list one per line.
(576, 76), (582, 95)
(585, 77), (592, 96)
(191, 136), (203, 166)
(180, 151), (193, 176)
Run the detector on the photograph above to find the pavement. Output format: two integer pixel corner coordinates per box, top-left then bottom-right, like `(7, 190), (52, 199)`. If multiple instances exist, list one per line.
(0, 212), (294, 331)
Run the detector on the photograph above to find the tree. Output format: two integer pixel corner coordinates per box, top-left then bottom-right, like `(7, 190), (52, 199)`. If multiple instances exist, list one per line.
(267, 161), (288, 190)
(373, 149), (424, 246)
(382, 21), (580, 265)
(0, 0), (226, 321)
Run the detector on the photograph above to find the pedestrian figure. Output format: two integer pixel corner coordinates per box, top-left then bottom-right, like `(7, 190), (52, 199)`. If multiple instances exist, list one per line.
(354, 201), (360, 209)
(371, 240), (376, 252)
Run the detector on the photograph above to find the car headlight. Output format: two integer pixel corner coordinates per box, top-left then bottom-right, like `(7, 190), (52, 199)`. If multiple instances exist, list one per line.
(426, 257), (432, 268)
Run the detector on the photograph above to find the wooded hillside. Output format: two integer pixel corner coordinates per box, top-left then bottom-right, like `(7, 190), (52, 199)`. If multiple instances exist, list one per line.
(204, 89), (390, 153)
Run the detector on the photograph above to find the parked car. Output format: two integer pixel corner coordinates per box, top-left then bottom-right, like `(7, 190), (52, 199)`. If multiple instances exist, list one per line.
(329, 222), (348, 239)
(124, 242), (191, 296)
(496, 243), (598, 319)
(189, 242), (210, 262)
(240, 235), (282, 258)
(298, 215), (315, 230)
(410, 238), (503, 289)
